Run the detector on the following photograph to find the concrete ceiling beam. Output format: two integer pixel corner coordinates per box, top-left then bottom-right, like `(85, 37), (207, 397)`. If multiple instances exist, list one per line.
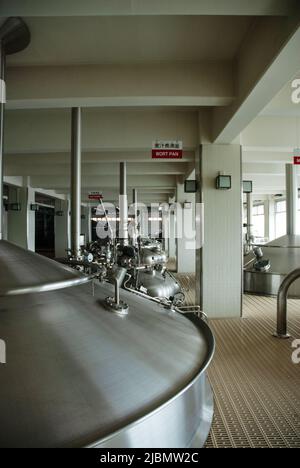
(6, 62), (234, 110)
(1, 0), (296, 17)
(4, 109), (199, 153)
(30, 174), (176, 190)
(4, 161), (188, 177)
(212, 5), (300, 143)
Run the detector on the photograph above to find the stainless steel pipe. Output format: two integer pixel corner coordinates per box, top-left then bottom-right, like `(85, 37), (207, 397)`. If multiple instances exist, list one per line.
(114, 267), (127, 306)
(71, 107), (82, 258)
(105, 267), (128, 315)
(274, 268), (300, 338)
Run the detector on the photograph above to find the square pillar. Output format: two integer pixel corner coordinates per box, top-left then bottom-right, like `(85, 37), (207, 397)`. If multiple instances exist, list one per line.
(80, 205), (91, 246)
(27, 186), (36, 251)
(55, 199), (69, 257)
(286, 164), (298, 236)
(268, 196), (276, 241)
(7, 184), (28, 249)
(168, 196), (176, 262)
(176, 181), (196, 274)
(197, 144), (242, 318)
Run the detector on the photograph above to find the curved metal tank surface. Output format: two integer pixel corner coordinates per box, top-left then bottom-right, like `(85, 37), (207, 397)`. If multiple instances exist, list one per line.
(0, 241), (91, 295)
(244, 235), (300, 298)
(137, 270), (182, 299)
(0, 242), (214, 448)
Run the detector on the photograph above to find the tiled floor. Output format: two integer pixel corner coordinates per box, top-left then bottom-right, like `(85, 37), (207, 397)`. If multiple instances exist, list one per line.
(206, 295), (300, 448)
(175, 273), (300, 448)
(167, 257), (176, 272)
(174, 273), (196, 305)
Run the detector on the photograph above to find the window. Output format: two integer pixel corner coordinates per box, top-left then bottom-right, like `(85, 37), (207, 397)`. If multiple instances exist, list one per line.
(275, 200), (286, 238)
(252, 204), (265, 239)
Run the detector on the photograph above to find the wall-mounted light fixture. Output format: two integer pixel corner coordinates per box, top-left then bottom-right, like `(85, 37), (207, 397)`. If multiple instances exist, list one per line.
(184, 180), (198, 193)
(216, 173), (231, 190)
(243, 181), (253, 194)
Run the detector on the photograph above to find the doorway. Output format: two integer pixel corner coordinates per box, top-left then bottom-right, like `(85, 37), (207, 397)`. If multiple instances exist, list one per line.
(34, 194), (56, 258)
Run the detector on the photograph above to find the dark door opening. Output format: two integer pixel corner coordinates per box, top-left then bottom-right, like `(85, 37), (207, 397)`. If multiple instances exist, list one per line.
(35, 206), (55, 258)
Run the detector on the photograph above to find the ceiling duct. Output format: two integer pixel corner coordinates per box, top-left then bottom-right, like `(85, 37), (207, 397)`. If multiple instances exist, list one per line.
(0, 17), (30, 55)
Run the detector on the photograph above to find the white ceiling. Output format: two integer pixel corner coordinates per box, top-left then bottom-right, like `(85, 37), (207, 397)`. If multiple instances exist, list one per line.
(2, 8), (300, 200)
(260, 73), (300, 117)
(242, 71), (300, 196)
(1, 0), (296, 17)
(5, 16), (254, 66)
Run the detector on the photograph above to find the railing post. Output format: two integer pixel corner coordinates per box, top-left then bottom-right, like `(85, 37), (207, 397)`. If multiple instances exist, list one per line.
(274, 268), (300, 339)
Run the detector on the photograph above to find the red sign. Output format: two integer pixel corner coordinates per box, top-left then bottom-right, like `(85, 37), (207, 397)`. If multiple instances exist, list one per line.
(152, 141), (183, 159)
(152, 149), (183, 159)
(88, 192), (103, 200)
(294, 156), (300, 165)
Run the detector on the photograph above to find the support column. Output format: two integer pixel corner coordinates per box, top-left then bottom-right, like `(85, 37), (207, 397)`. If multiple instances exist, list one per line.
(70, 107), (82, 258)
(268, 197), (276, 241)
(119, 162), (128, 245)
(0, 42), (5, 240)
(55, 199), (69, 257)
(7, 183), (28, 249)
(80, 205), (91, 245)
(87, 206), (92, 244)
(176, 180), (196, 274)
(0, 18), (30, 242)
(161, 205), (169, 255)
(132, 188), (137, 206)
(168, 198), (176, 263)
(197, 144), (242, 318)
(246, 193), (253, 244)
(132, 188), (138, 245)
(27, 183), (35, 251)
(286, 164), (298, 236)
(264, 199), (270, 241)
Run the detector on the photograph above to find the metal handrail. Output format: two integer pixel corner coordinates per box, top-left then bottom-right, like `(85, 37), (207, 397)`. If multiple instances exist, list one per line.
(274, 268), (300, 339)
(0, 274), (94, 297)
(252, 244), (300, 249)
(175, 305), (208, 322)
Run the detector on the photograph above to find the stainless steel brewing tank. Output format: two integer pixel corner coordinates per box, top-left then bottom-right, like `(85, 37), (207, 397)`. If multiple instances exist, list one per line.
(140, 247), (168, 267)
(244, 235), (300, 298)
(0, 242), (214, 448)
(136, 269), (182, 299)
